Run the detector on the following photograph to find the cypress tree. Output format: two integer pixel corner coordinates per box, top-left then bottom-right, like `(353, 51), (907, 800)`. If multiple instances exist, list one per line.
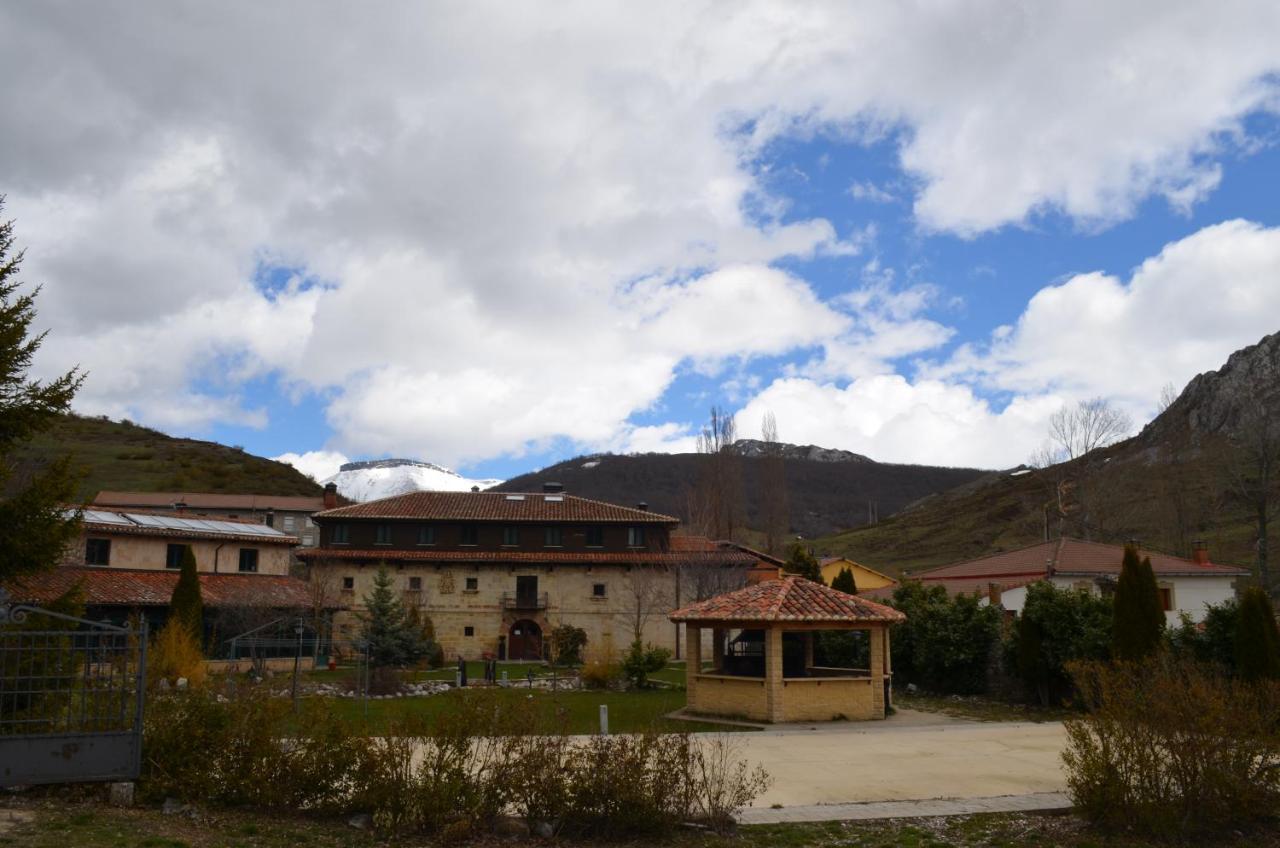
(784, 542), (824, 583)
(168, 545), (203, 640)
(1235, 586), (1280, 681)
(1112, 545), (1163, 661)
(0, 199), (84, 581)
(830, 566), (858, 595)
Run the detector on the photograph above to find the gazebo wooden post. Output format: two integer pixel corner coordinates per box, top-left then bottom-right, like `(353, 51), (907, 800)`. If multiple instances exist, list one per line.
(883, 626), (893, 709)
(765, 625), (784, 723)
(711, 627), (726, 672)
(802, 631), (815, 672)
(685, 624), (702, 700)
(869, 625), (885, 714)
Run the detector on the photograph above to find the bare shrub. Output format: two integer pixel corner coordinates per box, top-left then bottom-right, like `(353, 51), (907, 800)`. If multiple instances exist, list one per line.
(147, 620), (207, 690)
(1063, 657), (1280, 838)
(688, 735), (773, 833)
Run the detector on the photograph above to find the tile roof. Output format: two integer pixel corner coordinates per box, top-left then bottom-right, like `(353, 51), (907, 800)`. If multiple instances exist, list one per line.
(297, 547), (758, 566)
(4, 567), (327, 609)
(910, 537), (1248, 584)
(95, 491), (326, 512)
(314, 490), (679, 524)
(669, 576), (906, 624)
(669, 536), (786, 565)
(79, 509), (299, 546)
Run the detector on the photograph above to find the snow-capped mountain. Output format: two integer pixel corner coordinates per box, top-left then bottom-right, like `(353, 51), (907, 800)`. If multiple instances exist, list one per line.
(322, 459), (502, 502)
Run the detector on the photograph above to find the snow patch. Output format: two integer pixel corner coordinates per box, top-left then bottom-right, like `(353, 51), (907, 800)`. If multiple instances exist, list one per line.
(322, 458), (502, 502)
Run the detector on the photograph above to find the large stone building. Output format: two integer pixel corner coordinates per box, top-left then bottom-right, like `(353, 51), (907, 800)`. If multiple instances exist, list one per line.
(298, 485), (760, 660)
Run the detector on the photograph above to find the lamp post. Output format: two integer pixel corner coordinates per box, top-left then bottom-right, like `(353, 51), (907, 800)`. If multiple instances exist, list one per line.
(291, 618), (304, 710)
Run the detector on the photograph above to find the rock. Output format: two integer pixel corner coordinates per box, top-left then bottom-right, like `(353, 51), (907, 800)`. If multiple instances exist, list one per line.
(905, 683), (918, 695)
(107, 782), (134, 807)
(347, 813), (373, 830)
(175, 677), (188, 690)
(532, 820), (557, 838)
(492, 816), (530, 838)
(161, 797), (187, 815)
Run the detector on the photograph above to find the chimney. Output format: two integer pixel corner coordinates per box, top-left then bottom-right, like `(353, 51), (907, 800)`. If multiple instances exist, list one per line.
(988, 582), (1002, 606)
(747, 562), (783, 585)
(172, 500), (187, 515)
(1192, 540), (1210, 566)
(471, 485), (479, 493)
(323, 482), (338, 510)
(542, 482), (564, 494)
(637, 501), (649, 512)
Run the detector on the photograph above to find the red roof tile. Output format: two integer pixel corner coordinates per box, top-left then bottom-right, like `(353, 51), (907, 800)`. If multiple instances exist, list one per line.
(901, 537), (1247, 598)
(315, 491), (678, 524)
(669, 576), (905, 624)
(5, 567), (326, 609)
(298, 547), (758, 566)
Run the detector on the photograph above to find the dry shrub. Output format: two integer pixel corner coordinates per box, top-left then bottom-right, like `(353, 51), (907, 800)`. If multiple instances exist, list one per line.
(147, 621), (207, 690)
(580, 643), (624, 690)
(1063, 656), (1280, 839)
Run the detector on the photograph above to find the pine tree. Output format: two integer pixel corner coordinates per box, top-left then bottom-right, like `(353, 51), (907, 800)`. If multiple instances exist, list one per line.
(830, 566), (858, 595)
(359, 565), (427, 668)
(168, 545), (203, 640)
(1112, 545), (1164, 661)
(784, 542), (823, 583)
(1235, 585), (1280, 681)
(0, 199), (84, 581)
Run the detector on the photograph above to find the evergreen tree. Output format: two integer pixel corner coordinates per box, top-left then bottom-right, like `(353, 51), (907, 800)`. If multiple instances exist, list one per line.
(359, 565), (427, 668)
(168, 545), (203, 640)
(0, 200), (84, 581)
(1235, 586), (1280, 681)
(830, 566), (858, 595)
(784, 542), (823, 583)
(1112, 545), (1163, 661)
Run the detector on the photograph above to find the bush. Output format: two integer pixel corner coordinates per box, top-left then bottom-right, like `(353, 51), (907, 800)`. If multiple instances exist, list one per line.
(148, 620), (207, 690)
(1009, 581), (1111, 706)
(888, 581), (1001, 695)
(580, 659), (624, 689)
(1062, 657), (1280, 838)
(549, 624), (588, 667)
(1236, 586), (1280, 682)
(1169, 599), (1238, 671)
(622, 640), (671, 688)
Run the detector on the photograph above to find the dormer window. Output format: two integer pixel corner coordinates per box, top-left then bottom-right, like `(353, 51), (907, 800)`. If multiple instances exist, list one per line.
(627, 526), (646, 547)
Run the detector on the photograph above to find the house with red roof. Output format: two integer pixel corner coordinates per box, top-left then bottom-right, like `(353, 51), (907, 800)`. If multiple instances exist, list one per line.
(298, 483), (762, 661)
(876, 537), (1248, 623)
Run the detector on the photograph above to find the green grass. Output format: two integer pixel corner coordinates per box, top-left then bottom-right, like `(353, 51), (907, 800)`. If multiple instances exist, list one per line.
(7, 802), (1278, 848)
(314, 686), (744, 734)
(6, 414), (322, 500)
(307, 660), (703, 688)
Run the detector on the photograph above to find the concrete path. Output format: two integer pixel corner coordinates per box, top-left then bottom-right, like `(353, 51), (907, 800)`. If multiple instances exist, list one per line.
(732, 709), (1070, 822)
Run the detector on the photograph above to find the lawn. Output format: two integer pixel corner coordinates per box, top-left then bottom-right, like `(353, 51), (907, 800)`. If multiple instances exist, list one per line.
(313, 685), (744, 734)
(305, 659), (704, 688)
(6, 800), (1279, 848)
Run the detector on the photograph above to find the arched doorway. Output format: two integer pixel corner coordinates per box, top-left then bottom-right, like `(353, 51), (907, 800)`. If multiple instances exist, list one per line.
(508, 619), (543, 661)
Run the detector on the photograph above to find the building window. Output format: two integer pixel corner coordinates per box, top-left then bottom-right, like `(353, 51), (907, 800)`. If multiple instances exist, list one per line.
(375, 524), (392, 545)
(460, 525), (479, 546)
(464, 626), (475, 637)
(238, 548), (259, 573)
(408, 576), (422, 591)
(544, 526), (563, 547)
(585, 526), (604, 547)
(1159, 585), (1174, 612)
(165, 544), (185, 570)
(282, 515), (296, 532)
(418, 525), (436, 546)
(465, 576), (478, 592)
(342, 576), (354, 590)
(85, 538), (111, 566)
(502, 525), (519, 546)
(332, 524), (350, 544)
(593, 583), (607, 598)
(304, 516), (315, 528)
(627, 526), (646, 547)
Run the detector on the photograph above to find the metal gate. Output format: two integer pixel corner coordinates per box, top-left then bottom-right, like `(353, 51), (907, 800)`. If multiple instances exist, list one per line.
(0, 588), (147, 786)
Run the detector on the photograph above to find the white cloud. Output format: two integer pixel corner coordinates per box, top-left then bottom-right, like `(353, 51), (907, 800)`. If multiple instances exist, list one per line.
(849, 181), (895, 203)
(273, 450), (350, 482)
(2, 2), (1279, 464)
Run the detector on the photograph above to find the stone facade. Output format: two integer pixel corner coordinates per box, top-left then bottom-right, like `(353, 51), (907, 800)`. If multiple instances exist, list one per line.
(69, 530), (294, 577)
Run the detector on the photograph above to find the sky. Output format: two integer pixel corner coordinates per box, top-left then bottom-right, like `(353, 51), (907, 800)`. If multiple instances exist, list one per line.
(3, 2), (1280, 483)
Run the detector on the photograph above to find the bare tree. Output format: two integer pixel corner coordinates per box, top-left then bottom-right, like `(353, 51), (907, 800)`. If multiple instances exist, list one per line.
(1218, 398), (1280, 593)
(759, 411), (790, 555)
(1035, 398), (1134, 540)
(687, 406), (746, 541)
(1046, 397), (1133, 464)
(619, 565), (673, 644)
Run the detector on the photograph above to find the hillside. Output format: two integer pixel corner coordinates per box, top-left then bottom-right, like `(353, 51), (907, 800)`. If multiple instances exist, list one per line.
(495, 448), (987, 539)
(813, 330), (1280, 576)
(6, 415), (324, 501)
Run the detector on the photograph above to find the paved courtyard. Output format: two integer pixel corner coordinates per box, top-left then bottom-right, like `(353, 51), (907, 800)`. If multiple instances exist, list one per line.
(731, 708), (1070, 823)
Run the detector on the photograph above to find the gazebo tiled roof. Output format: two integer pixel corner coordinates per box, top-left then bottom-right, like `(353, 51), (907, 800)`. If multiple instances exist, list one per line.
(669, 575), (905, 624)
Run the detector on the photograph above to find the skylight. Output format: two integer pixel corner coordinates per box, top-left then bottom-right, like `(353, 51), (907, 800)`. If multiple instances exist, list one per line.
(505, 494), (526, 501)
(544, 495), (564, 502)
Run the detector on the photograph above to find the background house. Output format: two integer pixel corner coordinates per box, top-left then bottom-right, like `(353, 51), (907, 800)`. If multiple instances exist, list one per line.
(93, 490), (332, 548)
(299, 484), (760, 660)
(819, 556), (898, 594)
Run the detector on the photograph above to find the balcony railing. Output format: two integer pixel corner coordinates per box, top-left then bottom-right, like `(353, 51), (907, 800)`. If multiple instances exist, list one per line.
(501, 591), (548, 611)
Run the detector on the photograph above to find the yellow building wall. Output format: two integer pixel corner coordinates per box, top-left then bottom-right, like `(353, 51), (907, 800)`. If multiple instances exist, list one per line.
(69, 532), (293, 576)
(820, 558), (896, 592)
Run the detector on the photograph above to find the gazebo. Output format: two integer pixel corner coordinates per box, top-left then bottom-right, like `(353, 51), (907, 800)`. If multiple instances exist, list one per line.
(669, 572), (905, 722)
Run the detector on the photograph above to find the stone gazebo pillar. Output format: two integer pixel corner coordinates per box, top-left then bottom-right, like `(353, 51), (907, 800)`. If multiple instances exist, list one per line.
(765, 626), (784, 723)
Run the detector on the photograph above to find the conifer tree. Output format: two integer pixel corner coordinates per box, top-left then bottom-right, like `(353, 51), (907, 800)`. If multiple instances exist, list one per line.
(359, 565), (427, 668)
(1112, 545), (1163, 661)
(168, 545), (203, 640)
(0, 199), (84, 581)
(1235, 585), (1280, 681)
(830, 566), (858, 595)
(783, 542), (823, 583)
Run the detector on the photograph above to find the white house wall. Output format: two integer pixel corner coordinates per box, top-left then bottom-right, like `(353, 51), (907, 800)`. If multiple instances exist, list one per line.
(993, 576), (1237, 623)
